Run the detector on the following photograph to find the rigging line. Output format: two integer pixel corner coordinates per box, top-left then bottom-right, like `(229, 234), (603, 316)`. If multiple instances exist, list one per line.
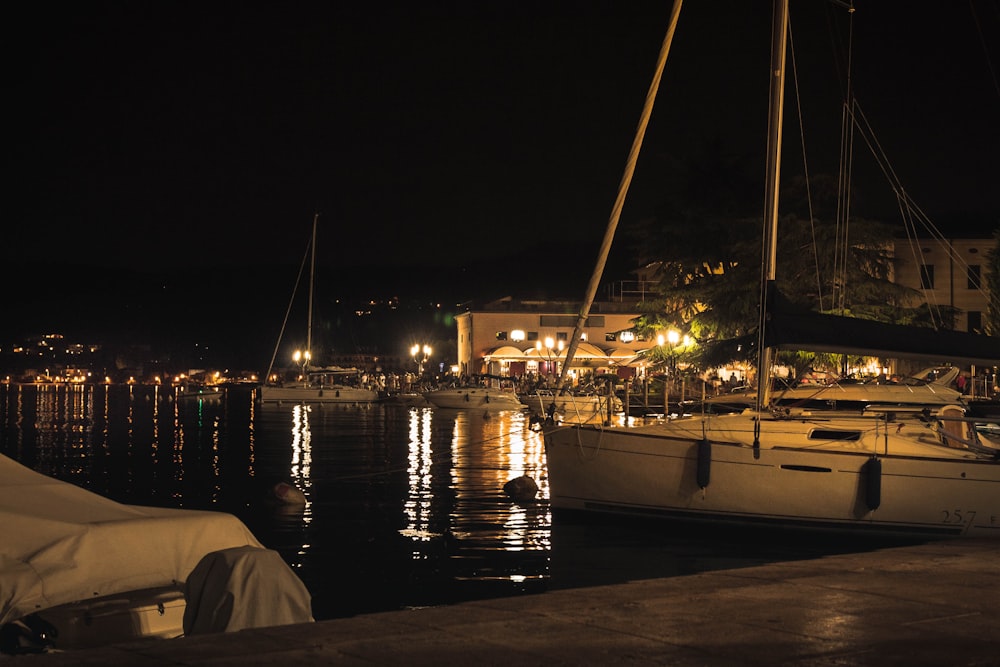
(969, 0), (1000, 98)
(264, 224), (315, 382)
(895, 197), (944, 329)
(846, 99), (988, 315)
(838, 5), (856, 316)
(787, 17), (825, 312)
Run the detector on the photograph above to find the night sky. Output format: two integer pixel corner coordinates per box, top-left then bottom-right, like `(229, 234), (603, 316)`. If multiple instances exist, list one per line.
(6, 1), (999, 349)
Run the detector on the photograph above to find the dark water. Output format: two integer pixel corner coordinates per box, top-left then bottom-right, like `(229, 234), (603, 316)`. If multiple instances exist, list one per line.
(0, 383), (919, 621)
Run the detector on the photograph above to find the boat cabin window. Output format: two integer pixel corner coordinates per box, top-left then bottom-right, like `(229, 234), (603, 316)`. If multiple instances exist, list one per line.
(808, 429), (862, 442)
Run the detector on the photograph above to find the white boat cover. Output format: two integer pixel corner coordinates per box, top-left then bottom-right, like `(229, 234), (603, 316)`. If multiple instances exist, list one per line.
(0, 454), (267, 626)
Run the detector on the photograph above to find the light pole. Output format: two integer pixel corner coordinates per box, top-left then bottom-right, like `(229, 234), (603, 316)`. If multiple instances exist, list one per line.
(536, 337), (564, 387)
(293, 349), (311, 384)
(411, 344), (431, 377)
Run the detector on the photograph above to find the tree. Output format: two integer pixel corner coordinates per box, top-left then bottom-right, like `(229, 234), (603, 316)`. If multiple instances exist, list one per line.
(986, 227), (1000, 336)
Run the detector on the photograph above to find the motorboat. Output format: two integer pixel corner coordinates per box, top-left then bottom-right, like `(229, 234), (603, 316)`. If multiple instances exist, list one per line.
(0, 454), (313, 653)
(704, 366), (965, 415)
(424, 376), (526, 411)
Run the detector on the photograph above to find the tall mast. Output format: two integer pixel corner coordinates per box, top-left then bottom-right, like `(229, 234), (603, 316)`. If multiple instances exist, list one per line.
(555, 0), (684, 393)
(754, 0), (789, 449)
(306, 212), (318, 365)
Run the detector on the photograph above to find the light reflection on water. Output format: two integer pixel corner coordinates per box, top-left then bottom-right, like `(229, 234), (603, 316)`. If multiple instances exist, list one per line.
(1, 384), (553, 619)
(1, 383), (914, 621)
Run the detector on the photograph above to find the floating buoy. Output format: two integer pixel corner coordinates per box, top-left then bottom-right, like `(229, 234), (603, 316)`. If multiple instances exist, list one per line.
(696, 438), (712, 489)
(503, 475), (538, 502)
(272, 482), (306, 506)
(863, 457), (882, 511)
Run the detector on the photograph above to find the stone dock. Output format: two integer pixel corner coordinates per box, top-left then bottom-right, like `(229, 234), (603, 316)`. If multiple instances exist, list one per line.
(10, 538), (1000, 666)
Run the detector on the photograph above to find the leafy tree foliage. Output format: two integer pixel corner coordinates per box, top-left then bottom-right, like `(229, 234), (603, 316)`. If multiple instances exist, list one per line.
(623, 162), (955, 372)
(986, 227), (1000, 336)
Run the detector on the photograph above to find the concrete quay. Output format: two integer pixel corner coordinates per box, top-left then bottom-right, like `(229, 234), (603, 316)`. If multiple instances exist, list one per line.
(12, 538), (1000, 666)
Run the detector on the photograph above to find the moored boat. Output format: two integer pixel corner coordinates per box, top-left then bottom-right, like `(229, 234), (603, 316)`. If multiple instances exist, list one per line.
(424, 376), (526, 411)
(0, 454), (313, 653)
(542, 0), (1000, 540)
(259, 369), (378, 405)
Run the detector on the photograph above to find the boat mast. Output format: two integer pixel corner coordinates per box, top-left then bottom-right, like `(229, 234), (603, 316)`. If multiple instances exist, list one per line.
(306, 212), (318, 368)
(754, 0), (789, 447)
(555, 0), (684, 394)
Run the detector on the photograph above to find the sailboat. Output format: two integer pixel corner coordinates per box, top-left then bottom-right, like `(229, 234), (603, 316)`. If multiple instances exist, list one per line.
(543, 0), (1000, 539)
(259, 215), (379, 406)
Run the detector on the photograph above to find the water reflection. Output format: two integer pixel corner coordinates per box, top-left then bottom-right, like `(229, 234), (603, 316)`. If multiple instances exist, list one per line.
(403, 406), (434, 541)
(3, 384), (914, 620)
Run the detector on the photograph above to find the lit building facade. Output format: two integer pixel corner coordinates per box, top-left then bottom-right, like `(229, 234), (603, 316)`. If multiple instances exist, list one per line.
(454, 297), (649, 382)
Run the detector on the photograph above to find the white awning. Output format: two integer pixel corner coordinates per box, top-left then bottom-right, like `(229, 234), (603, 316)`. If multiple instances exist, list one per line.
(483, 345), (527, 359)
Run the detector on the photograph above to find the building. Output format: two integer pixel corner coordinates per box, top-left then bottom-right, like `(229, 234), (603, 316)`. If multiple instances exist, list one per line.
(454, 296), (650, 384)
(891, 234), (996, 335)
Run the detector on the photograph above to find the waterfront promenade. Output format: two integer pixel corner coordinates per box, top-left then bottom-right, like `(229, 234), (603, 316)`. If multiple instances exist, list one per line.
(14, 537), (999, 666)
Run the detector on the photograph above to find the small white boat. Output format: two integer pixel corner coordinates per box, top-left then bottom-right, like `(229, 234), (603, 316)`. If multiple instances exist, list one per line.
(705, 366), (964, 415)
(0, 454), (312, 654)
(260, 215), (378, 407)
(260, 369), (378, 405)
(424, 378), (526, 411)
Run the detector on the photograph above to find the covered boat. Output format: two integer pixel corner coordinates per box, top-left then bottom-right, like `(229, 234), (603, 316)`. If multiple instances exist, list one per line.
(0, 454), (312, 653)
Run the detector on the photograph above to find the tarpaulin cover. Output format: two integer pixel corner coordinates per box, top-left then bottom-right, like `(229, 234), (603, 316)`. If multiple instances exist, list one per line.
(1, 454), (265, 625)
(183, 546), (314, 634)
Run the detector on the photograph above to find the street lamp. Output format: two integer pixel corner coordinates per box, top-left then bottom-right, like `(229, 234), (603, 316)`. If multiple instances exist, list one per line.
(410, 344), (432, 376)
(293, 349), (311, 382)
(536, 337), (564, 385)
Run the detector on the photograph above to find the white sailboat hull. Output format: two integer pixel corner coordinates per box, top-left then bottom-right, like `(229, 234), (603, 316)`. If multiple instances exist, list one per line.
(259, 385), (378, 405)
(544, 413), (1000, 538)
(424, 387), (526, 411)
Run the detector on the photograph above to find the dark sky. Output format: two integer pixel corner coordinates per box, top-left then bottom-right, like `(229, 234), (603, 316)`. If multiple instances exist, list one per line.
(8, 0), (1000, 276)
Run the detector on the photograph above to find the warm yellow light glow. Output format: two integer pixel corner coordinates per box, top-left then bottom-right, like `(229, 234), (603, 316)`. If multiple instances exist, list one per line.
(667, 330), (681, 346)
(511, 329), (525, 342)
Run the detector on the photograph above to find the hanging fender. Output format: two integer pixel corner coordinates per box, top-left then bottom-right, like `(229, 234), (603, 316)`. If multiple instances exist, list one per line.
(464, 392), (470, 402)
(485, 394), (490, 403)
(863, 456), (882, 511)
(696, 439), (712, 489)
